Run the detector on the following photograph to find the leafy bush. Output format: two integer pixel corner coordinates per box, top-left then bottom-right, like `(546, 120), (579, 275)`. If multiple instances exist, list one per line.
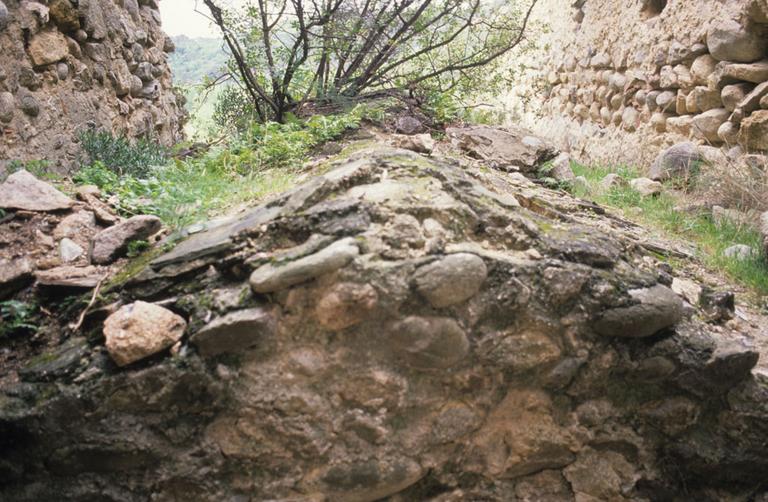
(79, 130), (168, 177)
(0, 300), (38, 338)
(75, 107), (372, 229)
(213, 86), (261, 133)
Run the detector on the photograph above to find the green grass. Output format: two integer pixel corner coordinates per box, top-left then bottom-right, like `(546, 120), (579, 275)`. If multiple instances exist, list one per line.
(75, 157), (297, 230)
(73, 105), (385, 231)
(569, 162), (768, 296)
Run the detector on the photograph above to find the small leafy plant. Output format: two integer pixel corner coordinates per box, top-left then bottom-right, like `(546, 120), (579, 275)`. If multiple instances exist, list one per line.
(127, 240), (151, 258)
(0, 300), (38, 338)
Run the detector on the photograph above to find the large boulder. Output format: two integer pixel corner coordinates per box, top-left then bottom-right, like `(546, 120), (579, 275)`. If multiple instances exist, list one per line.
(706, 18), (767, 63)
(0, 170), (73, 211)
(594, 285), (684, 338)
(649, 142), (702, 181)
(413, 253), (488, 308)
(1, 147), (766, 501)
(691, 108), (730, 143)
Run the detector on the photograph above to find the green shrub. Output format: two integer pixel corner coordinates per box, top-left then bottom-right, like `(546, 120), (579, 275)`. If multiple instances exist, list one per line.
(73, 161), (119, 189)
(79, 130), (168, 177)
(213, 86), (260, 133)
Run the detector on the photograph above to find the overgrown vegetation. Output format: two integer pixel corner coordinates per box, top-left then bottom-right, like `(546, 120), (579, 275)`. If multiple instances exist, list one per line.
(202, 0), (538, 123)
(568, 163), (768, 295)
(696, 156), (768, 213)
(74, 104), (381, 229)
(79, 130), (169, 178)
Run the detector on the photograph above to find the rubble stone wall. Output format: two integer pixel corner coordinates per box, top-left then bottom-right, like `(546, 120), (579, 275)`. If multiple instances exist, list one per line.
(509, 0), (768, 167)
(0, 0), (186, 172)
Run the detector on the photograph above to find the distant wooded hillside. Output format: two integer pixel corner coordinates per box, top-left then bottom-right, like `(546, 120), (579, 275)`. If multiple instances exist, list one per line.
(168, 36), (228, 85)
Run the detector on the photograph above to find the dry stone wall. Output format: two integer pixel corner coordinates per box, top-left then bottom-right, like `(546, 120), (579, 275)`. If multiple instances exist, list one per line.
(0, 0), (185, 172)
(509, 0), (768, 167)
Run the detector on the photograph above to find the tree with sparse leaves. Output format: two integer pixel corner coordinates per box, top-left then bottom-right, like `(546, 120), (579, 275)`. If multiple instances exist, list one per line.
(200, 0), (539, 123)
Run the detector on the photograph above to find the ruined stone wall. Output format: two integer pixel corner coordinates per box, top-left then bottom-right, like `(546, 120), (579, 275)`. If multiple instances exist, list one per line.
(0, 0), (186, 171)
(508, 0), (768, 167)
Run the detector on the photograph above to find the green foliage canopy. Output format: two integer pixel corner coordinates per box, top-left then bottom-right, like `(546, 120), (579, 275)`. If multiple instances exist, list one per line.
(203, 0), (538, 122)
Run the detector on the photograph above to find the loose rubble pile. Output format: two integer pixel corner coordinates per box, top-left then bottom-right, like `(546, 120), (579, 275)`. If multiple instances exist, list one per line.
(0, 0), (185, 170)
(1, 138), (766, 501)
(0, 170), (163, 297)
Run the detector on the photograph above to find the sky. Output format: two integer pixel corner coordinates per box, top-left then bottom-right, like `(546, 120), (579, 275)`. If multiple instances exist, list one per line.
(160, 0), (222, 38)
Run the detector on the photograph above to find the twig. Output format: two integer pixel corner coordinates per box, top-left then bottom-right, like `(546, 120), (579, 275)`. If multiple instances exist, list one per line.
(71, 279), (104, 332)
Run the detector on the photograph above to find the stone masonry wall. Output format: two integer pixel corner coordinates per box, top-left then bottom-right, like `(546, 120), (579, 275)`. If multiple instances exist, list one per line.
(0, 0), (186, 172)
(508, 0), (768, 167)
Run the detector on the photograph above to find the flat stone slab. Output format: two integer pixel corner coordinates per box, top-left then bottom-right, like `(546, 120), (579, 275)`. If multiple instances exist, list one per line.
(250, 237), (360, 293)
(151, 205), (282, 270)
(190, 307), (276, 357)
(35, 266), (106, 288)
(0, 170), (73, 211)
(447, 125), (558, 172)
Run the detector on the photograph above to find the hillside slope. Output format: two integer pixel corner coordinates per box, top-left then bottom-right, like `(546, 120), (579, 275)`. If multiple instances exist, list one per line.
(169, 36), (228, 85)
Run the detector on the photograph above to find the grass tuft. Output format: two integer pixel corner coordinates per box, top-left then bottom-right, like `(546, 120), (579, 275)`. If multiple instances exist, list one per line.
(569, 162), (768, 296)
